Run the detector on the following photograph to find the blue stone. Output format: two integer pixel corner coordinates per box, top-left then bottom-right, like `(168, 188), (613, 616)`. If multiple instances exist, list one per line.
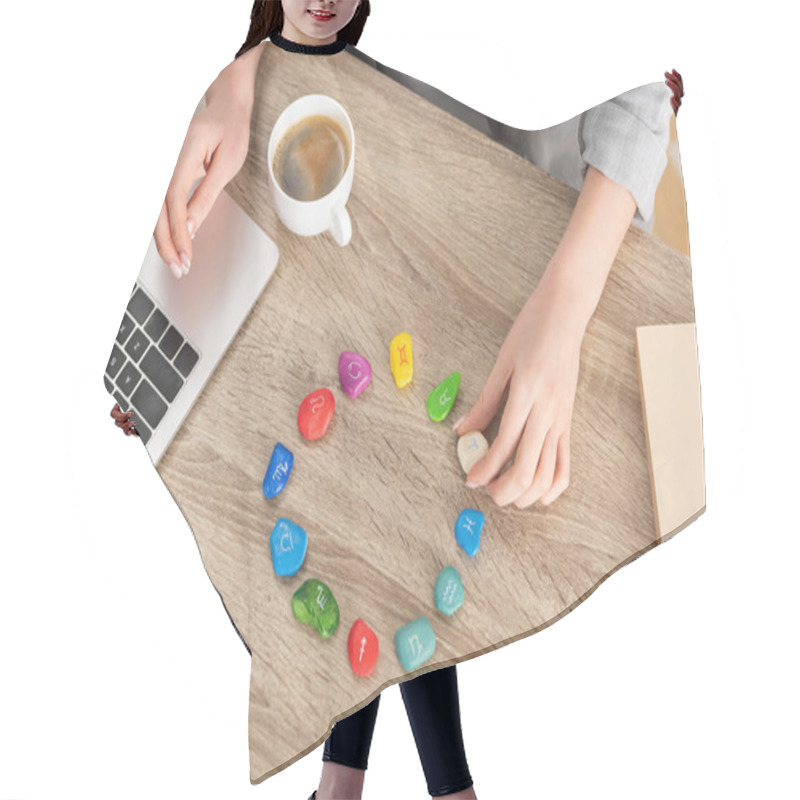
(263, 442), (294, 498)
(434, 566), (465, 616)
(455, 508), (484, 557)
(394, 616), (436, 672)
(270, 517), (307, 577)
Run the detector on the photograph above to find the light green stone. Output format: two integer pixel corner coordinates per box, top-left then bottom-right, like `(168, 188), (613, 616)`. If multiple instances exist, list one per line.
(394, 616), (436, 671)
(434, 566), (465, 616)
(292, 578), (339, 639)
(427, 371), (460, 422)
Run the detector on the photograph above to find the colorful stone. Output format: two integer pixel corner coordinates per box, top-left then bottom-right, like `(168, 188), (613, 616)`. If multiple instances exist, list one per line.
(338, 350), (372, 399)
(455, 508), (485, 557)
(427, 371), (460, 422)
(297, 388), (335, 441)
(347, 618), (379, 677)
(434, 566), (465, 616)
(269, 517), (307, 577)
(291, 578), (340, 639)
(457, 430), (489, 474)
(390, 332), (413, 388)
(263, 442), (294, 498)
(394, 616), (436, 672)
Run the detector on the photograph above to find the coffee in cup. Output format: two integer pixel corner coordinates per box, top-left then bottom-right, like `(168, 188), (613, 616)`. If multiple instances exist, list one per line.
(267, 94), (356, 247)
(272, 114), (350, 202)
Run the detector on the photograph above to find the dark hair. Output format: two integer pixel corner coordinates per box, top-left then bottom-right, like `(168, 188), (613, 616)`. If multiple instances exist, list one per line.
(235, 1), (371, 59)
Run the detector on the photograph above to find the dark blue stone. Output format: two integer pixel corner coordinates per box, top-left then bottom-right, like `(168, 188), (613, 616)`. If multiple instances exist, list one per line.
(263, 442), (294, 498)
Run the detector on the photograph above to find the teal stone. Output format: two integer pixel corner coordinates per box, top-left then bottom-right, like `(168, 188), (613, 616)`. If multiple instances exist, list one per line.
(291, 578), (339, 639)
(427, 371), (460, 422)
(394, 616), (436, 671)
(434, 566), (465, 616)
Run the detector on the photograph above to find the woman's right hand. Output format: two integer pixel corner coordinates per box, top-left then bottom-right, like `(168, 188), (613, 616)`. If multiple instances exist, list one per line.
(154, 78), (256, 279)
(110, 403), (138, 437)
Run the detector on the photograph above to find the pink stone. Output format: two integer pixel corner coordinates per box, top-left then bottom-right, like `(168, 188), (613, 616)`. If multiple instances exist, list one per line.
(338, 351), (372, 399)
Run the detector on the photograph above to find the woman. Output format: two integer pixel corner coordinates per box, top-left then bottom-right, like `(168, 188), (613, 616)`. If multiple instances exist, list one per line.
(110, 2), (683, 798)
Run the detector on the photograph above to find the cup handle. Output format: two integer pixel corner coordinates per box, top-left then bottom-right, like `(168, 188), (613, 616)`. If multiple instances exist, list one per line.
(330, 205), (352, 247)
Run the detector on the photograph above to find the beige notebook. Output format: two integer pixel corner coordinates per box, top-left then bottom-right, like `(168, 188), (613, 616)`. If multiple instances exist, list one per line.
(636, 323), (706, 541)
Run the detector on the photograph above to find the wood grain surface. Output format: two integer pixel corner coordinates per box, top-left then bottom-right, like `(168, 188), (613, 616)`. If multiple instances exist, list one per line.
(156, 43), (699, 783)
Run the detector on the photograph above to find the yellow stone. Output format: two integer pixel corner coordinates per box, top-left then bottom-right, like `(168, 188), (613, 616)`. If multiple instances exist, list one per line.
(457, 430), (489, 474)
(390, 332), (413, 388)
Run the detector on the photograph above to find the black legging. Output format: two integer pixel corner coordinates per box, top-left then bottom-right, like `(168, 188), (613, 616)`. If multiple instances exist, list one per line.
(323, 664), (473, 797)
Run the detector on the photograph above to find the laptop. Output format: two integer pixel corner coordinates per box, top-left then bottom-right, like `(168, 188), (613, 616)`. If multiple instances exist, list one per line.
(103, 187), (280, 464)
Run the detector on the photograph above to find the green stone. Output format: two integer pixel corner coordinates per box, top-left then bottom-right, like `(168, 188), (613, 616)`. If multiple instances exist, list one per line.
(291, 578), (340, 639)
(427, 371), (460, 422)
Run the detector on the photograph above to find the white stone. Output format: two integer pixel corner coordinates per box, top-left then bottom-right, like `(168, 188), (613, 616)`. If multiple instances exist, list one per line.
(457, 430), (489, 474)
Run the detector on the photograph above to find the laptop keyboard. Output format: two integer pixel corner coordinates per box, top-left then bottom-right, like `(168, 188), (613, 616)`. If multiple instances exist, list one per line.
(105, 283), (200, 445)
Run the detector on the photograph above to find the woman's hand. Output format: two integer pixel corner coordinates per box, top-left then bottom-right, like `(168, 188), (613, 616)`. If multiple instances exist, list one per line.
(154, 93), (253, 279)
(453, 273), (586, 508)
(453, 166), (637, 508)
(665, 69), (684, 116)
(154, 44), (264, 279)
(110, 403), (138, 437)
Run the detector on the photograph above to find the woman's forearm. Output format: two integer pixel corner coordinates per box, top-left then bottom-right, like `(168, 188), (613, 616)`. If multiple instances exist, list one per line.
(540, 165), (637, 334)
(205, 41), (266, 111)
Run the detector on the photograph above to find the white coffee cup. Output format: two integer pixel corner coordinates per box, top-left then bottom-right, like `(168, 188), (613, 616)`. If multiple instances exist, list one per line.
(267, 94), (355, 246)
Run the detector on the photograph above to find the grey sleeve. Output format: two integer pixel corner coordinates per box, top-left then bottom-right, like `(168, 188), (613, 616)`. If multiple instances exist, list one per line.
(579, 81), (673, 223)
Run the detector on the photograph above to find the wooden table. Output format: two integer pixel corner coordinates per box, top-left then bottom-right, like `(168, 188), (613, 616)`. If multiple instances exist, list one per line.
(156, 43), (701, 783)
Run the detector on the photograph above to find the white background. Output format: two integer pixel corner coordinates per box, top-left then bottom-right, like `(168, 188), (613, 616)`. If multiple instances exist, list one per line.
(1, 1), (797, 798)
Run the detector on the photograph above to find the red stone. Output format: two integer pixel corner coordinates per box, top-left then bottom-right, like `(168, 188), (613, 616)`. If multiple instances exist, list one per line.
(297, 388), (335, 441)
(347, 618), (379, 677)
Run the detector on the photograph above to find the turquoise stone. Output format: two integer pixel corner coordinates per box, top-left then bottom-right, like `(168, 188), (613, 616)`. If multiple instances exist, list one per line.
(291, 579), (340, 639)
(427, 371), (460, 422)
(455, 508), (484, 557)
(434, 566), (465, 616)
(394, 616), (436, 671)
(269, 517), (307, 577)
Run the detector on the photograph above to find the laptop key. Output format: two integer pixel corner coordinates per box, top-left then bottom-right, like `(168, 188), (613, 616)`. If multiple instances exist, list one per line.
(174, 342), (200, 378)
(141, 346), (183, 403)
(117, 362), (141, 397)
(124, 328), (149, 363)
(104, 375), (113, 394)
(127, 286), (155, 325)
(159, 325), (184, 360)
(131, 379), (168, 429)
(113, 391), (129, 411)
(116, 313), (135, 345)
(106, 344), (125, 378)
(132, 417), (152, 444)
(144, 308), (169, 342)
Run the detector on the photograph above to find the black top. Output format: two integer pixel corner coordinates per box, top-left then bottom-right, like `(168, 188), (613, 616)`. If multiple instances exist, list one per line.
(269, 31), (348, 56)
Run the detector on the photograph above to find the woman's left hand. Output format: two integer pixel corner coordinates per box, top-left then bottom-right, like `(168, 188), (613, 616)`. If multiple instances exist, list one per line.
(665, 69), (684, 115)
(453, 274), (585, 508)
